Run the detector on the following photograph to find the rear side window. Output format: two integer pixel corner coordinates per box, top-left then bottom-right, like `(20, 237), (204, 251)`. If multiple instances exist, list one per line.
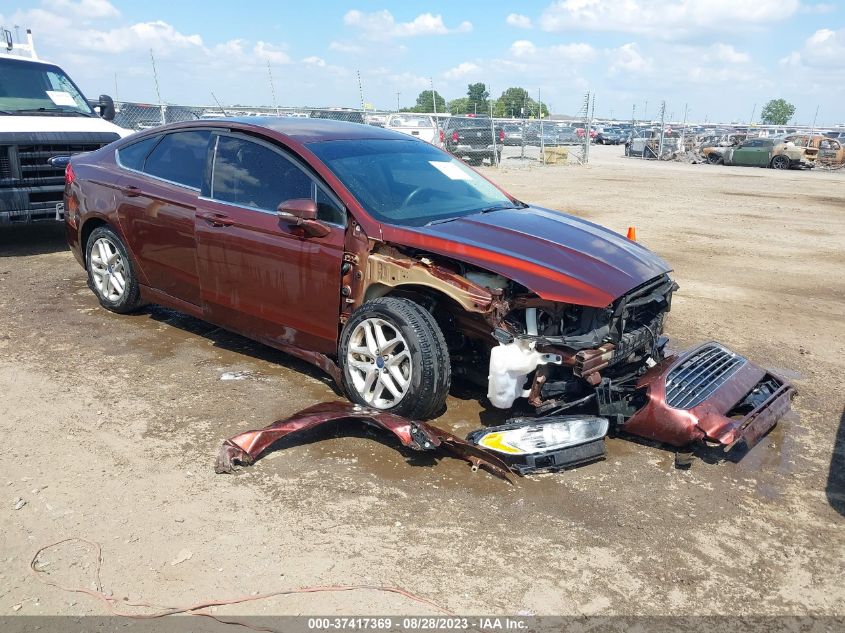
(143, 130), (211, 189)
(116, 136), (159, 171)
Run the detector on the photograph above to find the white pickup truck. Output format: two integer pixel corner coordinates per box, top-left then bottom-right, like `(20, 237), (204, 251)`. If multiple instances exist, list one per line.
(385, 113), (440, 146)
(0, 29), (132, 224)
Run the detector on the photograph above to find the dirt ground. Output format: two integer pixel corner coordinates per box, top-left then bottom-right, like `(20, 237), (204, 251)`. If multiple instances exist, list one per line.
(1, 145), (843, 618)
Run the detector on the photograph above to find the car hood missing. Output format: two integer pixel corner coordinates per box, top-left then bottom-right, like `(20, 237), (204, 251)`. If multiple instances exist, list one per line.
(383, 205), (672, 307)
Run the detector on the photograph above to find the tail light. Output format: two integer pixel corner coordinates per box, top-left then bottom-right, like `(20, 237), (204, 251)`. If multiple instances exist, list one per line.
(439, 129), (445, 143)
(451, 131), (458, 143)
(499, 130), (505, 142)
(65, 163), (76, 185)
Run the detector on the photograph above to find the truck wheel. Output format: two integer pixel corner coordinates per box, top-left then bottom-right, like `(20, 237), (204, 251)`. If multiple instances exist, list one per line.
(771, 155), (790, 169)
(339, 297), (451, 419)
(85, 225), (143, 314)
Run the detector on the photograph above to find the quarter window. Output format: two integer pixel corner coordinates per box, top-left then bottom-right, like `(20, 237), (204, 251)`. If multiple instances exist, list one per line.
(143, 130), (211, 189)
(116, 136), (160, 171)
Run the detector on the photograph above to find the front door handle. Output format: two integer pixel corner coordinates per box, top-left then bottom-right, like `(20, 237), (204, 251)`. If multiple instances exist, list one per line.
(197, 211), (234, 227)
(120, 184), (142, 197)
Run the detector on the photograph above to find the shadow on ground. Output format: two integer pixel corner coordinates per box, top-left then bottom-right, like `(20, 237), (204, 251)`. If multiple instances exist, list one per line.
(826, 406), (845, 516)
(0, 224), (68, 257)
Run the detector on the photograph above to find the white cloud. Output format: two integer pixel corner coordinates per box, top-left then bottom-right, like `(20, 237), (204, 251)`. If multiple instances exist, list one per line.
(509, 39), (596, 63)
(708, 43), (751, 64)
(79, 20), (203, 54)
(540, 0), (800, 38)
(253, 41), (290, 64)
(343, 10), (472, 40)
(329, 40), (364, 54)
(607, 43), (652, 75)
(782, 28), (845, 69)
(506, 13), (533, 29)
(443, 61), (480, 79)
(46, 0), (119, 19)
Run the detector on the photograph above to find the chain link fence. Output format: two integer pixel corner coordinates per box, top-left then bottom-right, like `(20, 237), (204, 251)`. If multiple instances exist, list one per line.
(111, 101), (590, 168)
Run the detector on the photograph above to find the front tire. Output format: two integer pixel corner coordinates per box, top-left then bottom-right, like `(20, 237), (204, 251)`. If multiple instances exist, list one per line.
(339, 297), (451, 419)
(86, 225), (143, 313)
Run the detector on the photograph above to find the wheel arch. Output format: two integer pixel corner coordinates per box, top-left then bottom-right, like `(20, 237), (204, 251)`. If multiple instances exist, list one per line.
(80, 217), (110, 268)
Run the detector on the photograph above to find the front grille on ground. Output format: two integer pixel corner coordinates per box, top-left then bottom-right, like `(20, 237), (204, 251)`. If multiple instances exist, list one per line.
(665, 344), (746, 409)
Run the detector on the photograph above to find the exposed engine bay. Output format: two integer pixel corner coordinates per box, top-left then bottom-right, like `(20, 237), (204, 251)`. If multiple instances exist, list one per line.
(358, 246), (793, 473)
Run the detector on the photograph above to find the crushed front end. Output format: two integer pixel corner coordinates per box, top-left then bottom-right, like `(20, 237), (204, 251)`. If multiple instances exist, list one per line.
(477, 274), (794, 459)
(622, 343), (795, 450)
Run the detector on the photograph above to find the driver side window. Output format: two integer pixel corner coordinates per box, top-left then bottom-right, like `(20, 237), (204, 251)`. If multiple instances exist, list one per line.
(210, 135), (345, 225)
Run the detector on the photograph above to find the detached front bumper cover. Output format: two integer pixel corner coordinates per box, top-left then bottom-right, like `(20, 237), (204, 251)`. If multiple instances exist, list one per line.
(215, 401), (515, 483)
(623, 342), (795, 449)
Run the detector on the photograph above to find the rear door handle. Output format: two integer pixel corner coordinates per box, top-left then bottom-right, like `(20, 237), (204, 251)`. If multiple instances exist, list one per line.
(197, 211), (234, 227)
(120, 184), (142, 197)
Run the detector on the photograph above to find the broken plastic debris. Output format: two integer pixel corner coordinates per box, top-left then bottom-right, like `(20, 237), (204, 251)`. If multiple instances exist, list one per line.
(170, 549), (193, 566)
(214, 401), (514, 483)
(13, 497), (26, 510)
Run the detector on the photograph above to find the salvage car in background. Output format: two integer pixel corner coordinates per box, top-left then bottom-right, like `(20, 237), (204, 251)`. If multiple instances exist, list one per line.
(595, 128), (624, 145)
(64, 118), (793, 472)
(442, 115), (502, 165)
(783, 134), (844, 167)
(721, 138), (814, 169)
(385, 113), (440, 146)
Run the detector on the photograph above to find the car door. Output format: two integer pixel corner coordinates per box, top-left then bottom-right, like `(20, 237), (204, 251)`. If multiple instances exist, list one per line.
(115, 130), (212, 305)
(194, 132), (346, 356)
(729, 140), (761, 166)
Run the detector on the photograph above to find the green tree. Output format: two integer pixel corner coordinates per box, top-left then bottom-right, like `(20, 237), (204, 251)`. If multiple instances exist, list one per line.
(466, 82), (490, 114)
(760, 99), (796, 125)
(493, 87), (549, 118)
(403, 89), (447, 113)
(448, 97), (471, 114)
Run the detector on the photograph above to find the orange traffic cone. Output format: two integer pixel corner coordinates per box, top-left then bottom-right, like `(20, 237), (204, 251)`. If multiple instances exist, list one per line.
(626, 226), (637, 241)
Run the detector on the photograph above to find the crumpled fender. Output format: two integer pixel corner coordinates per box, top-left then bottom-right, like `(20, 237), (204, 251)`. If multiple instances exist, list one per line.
(215, 401), (515, 483)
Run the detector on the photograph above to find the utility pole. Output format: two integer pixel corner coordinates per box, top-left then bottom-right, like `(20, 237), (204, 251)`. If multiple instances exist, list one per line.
(114, 72), (119, 104)
(749, 102), (756, 126)
(267, 61), (279, 115)
(356, 69), (365, 111)
(644, 100), (648, 122)
(657, 100), (666, 159)
(430, 77), (437, 115)
(149, 49), (165, 126)
(396, 91), (400, 112)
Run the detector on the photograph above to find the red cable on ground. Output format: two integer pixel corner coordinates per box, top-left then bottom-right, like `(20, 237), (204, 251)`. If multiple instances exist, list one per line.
(30, 538), (453, 631)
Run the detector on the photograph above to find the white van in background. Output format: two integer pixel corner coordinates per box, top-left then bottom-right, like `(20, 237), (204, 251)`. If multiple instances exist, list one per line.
(0, 28), (132, 224)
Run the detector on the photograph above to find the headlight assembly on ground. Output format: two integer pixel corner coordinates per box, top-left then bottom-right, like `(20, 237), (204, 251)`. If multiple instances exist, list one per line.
(466, 416), (609, 475)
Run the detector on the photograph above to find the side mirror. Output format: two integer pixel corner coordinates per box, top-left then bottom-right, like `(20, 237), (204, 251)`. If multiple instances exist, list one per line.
(98, 94), (116, 121)
(277, 199), (330, 238)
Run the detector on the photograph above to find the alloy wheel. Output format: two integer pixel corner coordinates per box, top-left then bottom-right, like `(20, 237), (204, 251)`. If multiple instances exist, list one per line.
(89, 237), (127, 302)
(346, 317), (412, 409)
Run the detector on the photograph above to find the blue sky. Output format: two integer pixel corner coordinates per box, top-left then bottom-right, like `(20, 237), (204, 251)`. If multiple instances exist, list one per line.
(3, 0), (844, 124)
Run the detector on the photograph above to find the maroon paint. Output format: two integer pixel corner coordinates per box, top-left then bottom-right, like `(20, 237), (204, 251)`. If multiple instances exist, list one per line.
(215, 401), (515, 482)
(194, 196), (345, 356)
(623, 343), (795, 449)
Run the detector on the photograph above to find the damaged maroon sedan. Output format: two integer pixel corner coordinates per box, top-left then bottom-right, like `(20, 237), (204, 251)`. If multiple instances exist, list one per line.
(64, 118), (793, 472)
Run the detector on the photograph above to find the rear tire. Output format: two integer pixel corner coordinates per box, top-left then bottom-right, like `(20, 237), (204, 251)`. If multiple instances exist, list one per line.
(339, 297), (451, 419)
(85, 225), (143, 314)
(771, 155), (790, 170)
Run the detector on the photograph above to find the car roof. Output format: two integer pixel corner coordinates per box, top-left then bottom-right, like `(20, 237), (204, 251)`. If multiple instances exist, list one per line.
(179, 116), (414, 143)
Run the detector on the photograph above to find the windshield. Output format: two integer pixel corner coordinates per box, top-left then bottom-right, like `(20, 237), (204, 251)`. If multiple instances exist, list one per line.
(308, 139), (517, 227)
(0, 58), (94, 115)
